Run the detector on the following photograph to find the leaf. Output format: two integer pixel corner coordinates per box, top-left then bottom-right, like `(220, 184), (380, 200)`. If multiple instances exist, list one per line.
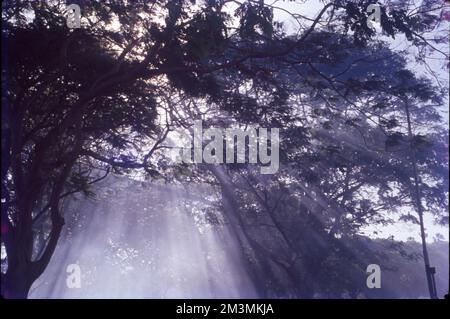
(385, 118), (398, 129)
(411, 134), (430, 150)
(385, 132), (405, 150)
(399, 214), (419, 224)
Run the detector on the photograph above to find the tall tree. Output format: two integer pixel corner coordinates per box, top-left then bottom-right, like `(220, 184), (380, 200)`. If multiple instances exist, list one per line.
(1, 0), (446, 298)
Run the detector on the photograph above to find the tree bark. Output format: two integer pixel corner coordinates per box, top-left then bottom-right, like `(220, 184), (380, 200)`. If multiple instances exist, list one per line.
(1, 268), (33, 299)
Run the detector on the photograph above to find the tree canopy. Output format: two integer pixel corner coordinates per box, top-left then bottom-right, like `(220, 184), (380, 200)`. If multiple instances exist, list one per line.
(1, 0), (448, 298)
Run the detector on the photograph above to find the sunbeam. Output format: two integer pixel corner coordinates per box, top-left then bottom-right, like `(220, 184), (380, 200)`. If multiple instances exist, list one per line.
(28, 176), (257, 299)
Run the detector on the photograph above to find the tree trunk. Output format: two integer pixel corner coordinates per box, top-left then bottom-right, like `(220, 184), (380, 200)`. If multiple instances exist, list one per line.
(1, 263), (33, 299)
(404, 99), (438, 299)
(1, 204), (64, 299)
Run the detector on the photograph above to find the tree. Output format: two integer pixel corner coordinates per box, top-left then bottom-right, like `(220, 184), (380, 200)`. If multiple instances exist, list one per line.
(1, 0), (446, 298)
